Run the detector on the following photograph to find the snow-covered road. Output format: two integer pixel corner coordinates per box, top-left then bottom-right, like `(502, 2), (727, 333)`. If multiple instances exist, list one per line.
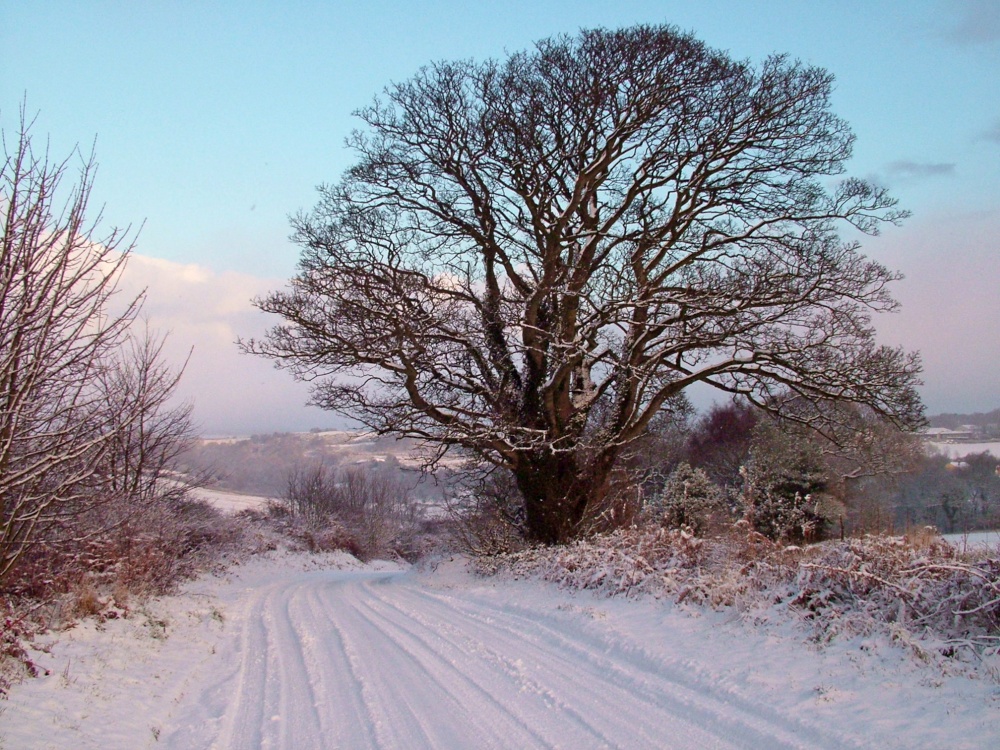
(5, 553), (997, 749)
(159, 567), (858, 750)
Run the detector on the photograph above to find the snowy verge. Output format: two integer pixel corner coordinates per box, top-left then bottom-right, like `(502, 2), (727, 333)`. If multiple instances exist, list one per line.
(421, 555), (1000, 750)
(475, 526), (1000, 680)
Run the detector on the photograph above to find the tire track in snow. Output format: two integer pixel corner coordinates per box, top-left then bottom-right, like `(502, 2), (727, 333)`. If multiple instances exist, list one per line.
(362, 586), (709, 746)
(215, 582), (326, 748)
(395, 586), (870, 750)
(361, 578), (858, 750)
(298, 581), (381, 747)
(171, 567), (866, 749)
(334, 580), (573, 748)
(348, 579), (671, 747)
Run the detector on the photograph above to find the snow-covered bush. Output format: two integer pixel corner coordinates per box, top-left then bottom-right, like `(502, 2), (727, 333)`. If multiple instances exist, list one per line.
(1, 603), (42, 699)
(478, 527), (1000, 672)
(791, 535), (1000, 651)
(648, 463), (726, 534)
(5, 496), (248, 607)
(473, 526), (706, 597)
(737, 420), (832, 543)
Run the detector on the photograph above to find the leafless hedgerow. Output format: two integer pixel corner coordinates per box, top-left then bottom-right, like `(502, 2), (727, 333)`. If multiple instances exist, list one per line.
(247, 24), (923, 544)
(278, 463), (424, 560)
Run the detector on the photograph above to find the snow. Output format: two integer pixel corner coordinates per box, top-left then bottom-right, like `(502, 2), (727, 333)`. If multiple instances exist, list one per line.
(927, 441), (1000, 459)
(3, 551), (999, 749)
(944, 530), (1000, 553)
(190, 487), (271, 513)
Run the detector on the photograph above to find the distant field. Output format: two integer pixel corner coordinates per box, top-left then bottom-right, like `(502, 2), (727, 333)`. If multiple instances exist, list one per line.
(191, 487), (271, 513)
(927, 441), (1000, 458)
(943, 529), (1000, 552)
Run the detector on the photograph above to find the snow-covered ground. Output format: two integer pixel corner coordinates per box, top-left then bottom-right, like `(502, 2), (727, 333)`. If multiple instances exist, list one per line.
(190, 487), (271, 514)
(927, 440), (1000, 459)
(3, 551), (998, 749)
(944, 529), (1000, 553)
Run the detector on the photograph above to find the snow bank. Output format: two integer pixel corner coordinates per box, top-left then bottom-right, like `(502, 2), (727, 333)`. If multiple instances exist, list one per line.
(480, 527), (1000, 674)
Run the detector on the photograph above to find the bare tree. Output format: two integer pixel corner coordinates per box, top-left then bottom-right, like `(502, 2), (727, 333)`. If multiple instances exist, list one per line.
(94, 326), (199, 507)
(248, 25), (923, 543)
(0, 109), (165, 582)
(282, 463), (421, 557)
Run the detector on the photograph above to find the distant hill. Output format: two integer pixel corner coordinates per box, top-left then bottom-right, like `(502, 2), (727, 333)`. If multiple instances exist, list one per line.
(178, 430), (450, 501)
(928, 408), (1000, 435)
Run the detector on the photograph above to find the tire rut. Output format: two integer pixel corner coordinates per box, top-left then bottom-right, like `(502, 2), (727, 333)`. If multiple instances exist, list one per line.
(172, 568), (869, 749)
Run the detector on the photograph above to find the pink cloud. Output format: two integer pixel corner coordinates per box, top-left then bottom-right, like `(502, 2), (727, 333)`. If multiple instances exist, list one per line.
(119, 255), (340, 435)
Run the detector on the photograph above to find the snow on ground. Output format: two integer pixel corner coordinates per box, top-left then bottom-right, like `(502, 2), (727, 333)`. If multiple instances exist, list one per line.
(944, 530), (1000, 553)
(927, 441), (1000, 458)
(190, 487), (271, 514)
(3, 552), (999, 749)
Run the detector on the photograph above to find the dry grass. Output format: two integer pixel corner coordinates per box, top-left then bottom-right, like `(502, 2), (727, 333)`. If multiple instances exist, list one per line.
(477, 524), (1000, 670)
(0, 495), (255, 698)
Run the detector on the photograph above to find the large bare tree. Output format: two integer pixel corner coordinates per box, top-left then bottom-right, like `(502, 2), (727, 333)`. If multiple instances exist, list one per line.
(249, 25), (923, 543)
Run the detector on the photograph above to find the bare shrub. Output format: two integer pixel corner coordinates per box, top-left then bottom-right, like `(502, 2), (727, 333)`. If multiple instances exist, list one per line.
(284, 464), (339, 521)
(279, 463), (422, 559)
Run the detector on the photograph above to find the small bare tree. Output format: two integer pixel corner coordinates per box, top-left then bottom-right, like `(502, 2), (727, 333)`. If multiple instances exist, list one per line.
(0, 110), (193, 585)
(94, 327), (197, 507)
(282, 463), (421, 557)
(249, 25), (923, 543)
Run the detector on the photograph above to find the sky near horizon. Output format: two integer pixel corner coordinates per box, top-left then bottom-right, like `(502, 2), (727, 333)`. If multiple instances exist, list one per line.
(2, 0), (999, 435)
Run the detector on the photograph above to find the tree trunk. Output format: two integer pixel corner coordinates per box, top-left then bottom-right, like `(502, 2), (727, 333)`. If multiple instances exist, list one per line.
(513, 450), (617, 544)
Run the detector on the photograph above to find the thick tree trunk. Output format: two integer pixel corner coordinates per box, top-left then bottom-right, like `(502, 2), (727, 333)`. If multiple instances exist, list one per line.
(513, 450), (617, 544)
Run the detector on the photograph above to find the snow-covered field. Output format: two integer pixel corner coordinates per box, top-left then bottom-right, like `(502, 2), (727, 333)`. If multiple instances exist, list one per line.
(927, 441), (1000, 459)
(944, 530), (1000, 552)
(190, 487), (271, 514)
(3, 551), (998, 749)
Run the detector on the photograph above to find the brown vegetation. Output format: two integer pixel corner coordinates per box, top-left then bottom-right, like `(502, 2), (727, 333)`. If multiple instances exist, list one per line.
(477, 525), (1000, 670)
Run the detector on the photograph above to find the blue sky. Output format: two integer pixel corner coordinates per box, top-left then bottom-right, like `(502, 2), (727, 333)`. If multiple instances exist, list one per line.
(2, 1), (999, 433)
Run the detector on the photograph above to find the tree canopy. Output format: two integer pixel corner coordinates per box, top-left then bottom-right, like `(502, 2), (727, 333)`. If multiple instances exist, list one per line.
(249, 24), (923, 543)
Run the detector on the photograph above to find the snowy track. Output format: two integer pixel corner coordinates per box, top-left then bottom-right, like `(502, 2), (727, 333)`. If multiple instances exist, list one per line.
(163, 568), (854, 749)
(6, 553), (998, 749)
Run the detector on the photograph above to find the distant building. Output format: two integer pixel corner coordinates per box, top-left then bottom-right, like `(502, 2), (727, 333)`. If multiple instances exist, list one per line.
(921, 427), (978, 442)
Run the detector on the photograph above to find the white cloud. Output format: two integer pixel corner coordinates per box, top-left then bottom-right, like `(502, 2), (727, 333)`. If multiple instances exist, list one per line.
(119, 254), (341, 436)
(884, 160), (956, 180)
